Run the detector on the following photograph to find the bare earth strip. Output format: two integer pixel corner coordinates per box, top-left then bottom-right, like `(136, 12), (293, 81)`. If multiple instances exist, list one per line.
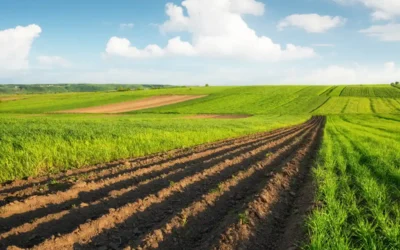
(0, 116), (325, 250)
(56, 95), (207, 114)
(0, 97), (23, 102)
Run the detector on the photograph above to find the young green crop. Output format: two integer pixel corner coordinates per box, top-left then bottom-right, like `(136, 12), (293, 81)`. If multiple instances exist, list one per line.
(3, 85), (399, 115)
(0, 86), (332, 115)
(0, 113), (309, 183)
(341, 85), (400, 98)
(314, 97), (400, 114)
(306, 115), (400, 249)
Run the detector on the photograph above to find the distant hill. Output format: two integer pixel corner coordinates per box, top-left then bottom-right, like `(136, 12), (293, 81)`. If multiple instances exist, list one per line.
(0, 84), (172, 94)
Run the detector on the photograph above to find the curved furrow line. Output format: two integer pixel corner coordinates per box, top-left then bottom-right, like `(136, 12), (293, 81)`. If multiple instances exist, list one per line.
(129, 120), (321, 250)
(0, 120), (316, 247)
(23, 120), (319, 250)
(0, 118), (317, 202)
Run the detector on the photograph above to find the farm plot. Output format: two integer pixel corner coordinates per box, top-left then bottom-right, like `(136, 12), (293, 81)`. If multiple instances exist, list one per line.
(0, 117), (325, 250)
(314, 97), (373, 114)
(307, 115), (400, 249)
(57, 95), (207, 114)
(341, 86), (400, 98)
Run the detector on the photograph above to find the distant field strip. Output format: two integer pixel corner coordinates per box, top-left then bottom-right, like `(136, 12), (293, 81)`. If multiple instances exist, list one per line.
(341, 86), (400, 97)
(57, 95), (207, 113)
(314, 97), (400, 114)
(186, 114), (252, 119)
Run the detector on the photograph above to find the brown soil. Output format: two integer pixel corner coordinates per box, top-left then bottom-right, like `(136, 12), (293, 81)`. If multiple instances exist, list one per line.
(186, 115), (252, 119)
(0, 116), (325, 250)
(56, 95), (207, 114)
(0, 97), (23, 102)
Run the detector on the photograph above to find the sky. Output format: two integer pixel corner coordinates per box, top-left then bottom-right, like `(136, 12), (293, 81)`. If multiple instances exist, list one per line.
(1, 0), (400, 85)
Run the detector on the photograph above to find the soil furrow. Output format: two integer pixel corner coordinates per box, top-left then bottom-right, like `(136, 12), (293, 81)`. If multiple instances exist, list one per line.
(0, 117), (326, 250)
(23, 120), (319, 250)
(0, 119), (315, 202)
(129, 120), (321, 250)
(0, 119), (316, 220)
(206, 117), (324, 250)
(0, 123), (312, 242)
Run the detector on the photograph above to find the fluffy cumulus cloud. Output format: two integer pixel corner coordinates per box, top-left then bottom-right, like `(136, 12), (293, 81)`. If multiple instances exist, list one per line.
(37, 56), (71, 68)
(285, 62), (400, 84)
(360, 23), (400, 41)
(105, 0), (316, 61)
(278, 14), (346, 33)
(334, 0), (400, 20)
(0, 24), (42, 70)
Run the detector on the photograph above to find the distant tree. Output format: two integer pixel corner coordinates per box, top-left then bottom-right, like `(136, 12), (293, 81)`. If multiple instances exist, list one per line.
(396, 82), (400, 85)
(205, 83), (209, 87)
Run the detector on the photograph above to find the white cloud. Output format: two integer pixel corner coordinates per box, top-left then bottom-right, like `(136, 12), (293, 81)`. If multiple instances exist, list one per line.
(285, 62), (400, 84)
(360, 23), (400, 41)
(37, 56), (71, 68)
(160, 3), (190, 33)
(229, 0), (265, 16)
(0, 24), (42, 70)
(105, 37), (165, 58)
(105, 0), (315, 61)
(119, 23), (134, 29)
(334, 0), (400, 20)
(278, 14), (346, 33)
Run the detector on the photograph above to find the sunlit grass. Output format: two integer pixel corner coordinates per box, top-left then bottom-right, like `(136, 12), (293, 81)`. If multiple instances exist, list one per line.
(0, 113), (308, 183)
(307, 115), (400, 249)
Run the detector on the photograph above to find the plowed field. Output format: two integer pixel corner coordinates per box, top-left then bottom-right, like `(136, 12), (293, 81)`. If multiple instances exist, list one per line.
(57, 95), (207, 114)
(0, 116), (325, 250)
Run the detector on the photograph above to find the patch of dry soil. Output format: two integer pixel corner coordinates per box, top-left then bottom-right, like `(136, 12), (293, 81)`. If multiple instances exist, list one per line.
(56, 95), (207, 114)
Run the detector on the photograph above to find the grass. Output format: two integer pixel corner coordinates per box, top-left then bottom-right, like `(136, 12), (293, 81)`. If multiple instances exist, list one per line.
(0, 113), (308, 182)
(340, 85), (400, 98)
(1, 84), (400, 248)
(2, 85), (399, 115)
(0, 86), (332, 115)
(306, 115), (400, 249)
(314, 97), (400, 114)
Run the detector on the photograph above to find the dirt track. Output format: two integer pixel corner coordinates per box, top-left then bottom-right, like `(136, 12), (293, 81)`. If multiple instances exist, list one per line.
(57, 95), (207, 114)
(0, 116), (325, 250)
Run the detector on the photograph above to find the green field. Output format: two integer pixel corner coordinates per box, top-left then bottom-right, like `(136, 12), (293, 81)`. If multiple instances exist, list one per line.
(308, 115), (400, 249)
(2, 85), (399, 115)
(0, 114), (308, 182)
(1, 84), (399, 248)
(1, 85), (400, 182)
(0, 83), (169, 94)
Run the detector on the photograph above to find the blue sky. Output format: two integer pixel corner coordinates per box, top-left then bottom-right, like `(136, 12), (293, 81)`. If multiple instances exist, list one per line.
(1, 0), (400, 85)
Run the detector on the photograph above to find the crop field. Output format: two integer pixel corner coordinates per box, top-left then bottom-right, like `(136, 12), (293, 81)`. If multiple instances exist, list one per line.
(0, 114), (309, 182)
(0, 85), (399, 249)
(308, 115), (400, 249)
(341, 85), (400, 98)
